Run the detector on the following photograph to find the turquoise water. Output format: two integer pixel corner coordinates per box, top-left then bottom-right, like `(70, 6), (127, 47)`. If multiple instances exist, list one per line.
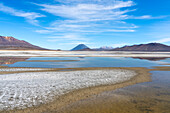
(2, 57), (170, 68)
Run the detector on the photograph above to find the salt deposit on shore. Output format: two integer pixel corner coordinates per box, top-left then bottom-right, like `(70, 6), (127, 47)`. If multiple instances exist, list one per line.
(0, 69), (136, 111)
(0, 50), (170, 57)
(0, 68), (47, 72)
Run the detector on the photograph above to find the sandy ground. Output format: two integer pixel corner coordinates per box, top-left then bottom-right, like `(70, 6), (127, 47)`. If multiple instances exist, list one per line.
(0, 50), (170, 57)
(0, 67), (151, 113)
(0, 66), (170, 113)
(0, 68), (136, 111)
(61, 68), (170, 113)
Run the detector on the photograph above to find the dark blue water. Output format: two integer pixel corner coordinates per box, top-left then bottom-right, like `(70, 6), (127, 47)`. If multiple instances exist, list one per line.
(2, 57), (170, 68)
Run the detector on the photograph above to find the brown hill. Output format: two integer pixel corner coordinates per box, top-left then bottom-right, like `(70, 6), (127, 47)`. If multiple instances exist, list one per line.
(112, 43), (170, 52)
(0, 36), (47, 50)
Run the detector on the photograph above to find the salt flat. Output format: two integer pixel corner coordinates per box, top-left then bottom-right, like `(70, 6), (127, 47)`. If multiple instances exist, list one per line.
(0, 69), (136, 111)
(0, 68), (48, 72)
(0, 50), (170, 57)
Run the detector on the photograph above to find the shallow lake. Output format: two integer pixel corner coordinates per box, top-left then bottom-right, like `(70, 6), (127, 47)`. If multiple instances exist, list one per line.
(0, 56), (170, 112)
(1, 57), (170, 68)
(61, 71), (170, 113)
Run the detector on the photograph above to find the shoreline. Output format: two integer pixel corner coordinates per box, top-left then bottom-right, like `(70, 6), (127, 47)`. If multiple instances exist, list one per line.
(0, 67), (151, 113)
(0, 51), (170, 58)
(61, 68), (170, 113)
(24, 60), (79, 62)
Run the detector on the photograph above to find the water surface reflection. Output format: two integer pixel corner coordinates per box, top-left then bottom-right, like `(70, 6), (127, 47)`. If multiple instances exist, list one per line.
(2, 57), (170, 68)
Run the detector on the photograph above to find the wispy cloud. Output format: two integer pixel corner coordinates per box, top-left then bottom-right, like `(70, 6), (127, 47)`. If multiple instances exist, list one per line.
(35, 29), (53, 34)
(39, 1), (134, 21)
(107, 29), (135, 32)
(112, 43), (130, 48)
(32, 0), (167, 48)
(0, 3), (45, 25)
(144, 20), (170, 44)
(35, 0), (164, 35)
(151, 38), (170, 43)
(47, 34), (91, 47)
(129, 15), (166, 19)
(47, 34), (89, 42)
(35, 0), (138, 33)
(58, 41), (91, 46)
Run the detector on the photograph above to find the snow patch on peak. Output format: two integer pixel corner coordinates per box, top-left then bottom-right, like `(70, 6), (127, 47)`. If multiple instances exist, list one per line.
(100, 46), (113, 50)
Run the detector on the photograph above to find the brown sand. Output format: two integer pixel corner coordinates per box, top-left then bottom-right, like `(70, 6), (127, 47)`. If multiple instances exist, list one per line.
(1, 66), (170, 113)
(0, 67), (151, 113)
(60, 67), (170, 113)
(150, 66), (170, 71)
(61, 87), (170, 113)
(160, 63), (170, 65)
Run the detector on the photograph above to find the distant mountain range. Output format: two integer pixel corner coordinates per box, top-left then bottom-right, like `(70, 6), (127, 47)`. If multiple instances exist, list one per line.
(112, 43), (170, 51)
(1, 35), (170, 52)
(71, 43), (170, 51)
(71, 44), (114, 51)
(94, 46), (113, 51)
(0, 36), (47, 50)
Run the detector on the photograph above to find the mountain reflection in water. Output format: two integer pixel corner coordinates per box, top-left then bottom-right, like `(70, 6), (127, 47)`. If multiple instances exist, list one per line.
(0, 57), (29, 65)
(132, 57), (168, 61)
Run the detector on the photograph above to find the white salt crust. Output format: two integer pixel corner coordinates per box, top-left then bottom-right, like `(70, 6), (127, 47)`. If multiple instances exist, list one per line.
(0, 68), (46, 72)
(0, 70), (136, 110)
(0, 51), (170, 57)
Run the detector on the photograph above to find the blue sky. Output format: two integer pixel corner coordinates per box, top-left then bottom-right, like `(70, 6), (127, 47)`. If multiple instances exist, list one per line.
(0, 0), (170, 50)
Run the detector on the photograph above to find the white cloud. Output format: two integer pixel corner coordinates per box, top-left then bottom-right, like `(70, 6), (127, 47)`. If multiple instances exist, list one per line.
(35, 30), (53, 34)
(143, 20), (170, 44)
(0, 3), (45, 25)
(39, 1), (134, 21)
(35, 0), (164, 34)
(47, 34), (91, 48)
(107, 29), (135, 32)
(58, 41), (91, 45)
(47, 34), (89, 42)
(133, 15), (153, 19)
(151, 38), (170, 43)
(33, 0), (167, 47)
(129, 15), (166, 19)
(34, 0), (137, 33)
(36, 27), (136, 34)
(112, 43), (130, 48)
(55, 0), (134, 7)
